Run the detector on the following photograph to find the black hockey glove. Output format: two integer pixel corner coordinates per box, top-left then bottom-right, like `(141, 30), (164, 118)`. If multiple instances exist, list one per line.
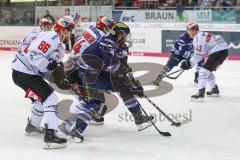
(130, 85), (144, 98)
(52, 63), (70, 90)
(129, 80), (144, 98)
(47, 59), (58, 70)
(180, 60), (192, 70)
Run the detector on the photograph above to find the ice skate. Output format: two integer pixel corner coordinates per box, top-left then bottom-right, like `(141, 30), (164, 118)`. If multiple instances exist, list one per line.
(59, 120), (84, 143)
(206, 85), (220, 97)
(25, 118), (44, 136)
(191, 88), (205, 102)
(43, 125), (67, 149)
(153, 66), (169, 86)
(153, 75), (164, 86)
(89, 106), (106, 125)
(133, 110), (156, 131)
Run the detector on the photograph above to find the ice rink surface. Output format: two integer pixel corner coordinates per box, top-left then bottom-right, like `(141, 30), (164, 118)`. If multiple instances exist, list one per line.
(0, 51), (240, 160)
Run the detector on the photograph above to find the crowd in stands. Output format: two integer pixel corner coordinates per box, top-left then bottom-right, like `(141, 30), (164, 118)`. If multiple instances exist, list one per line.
(1, 0), (240, 25)
(115, 0), (240, 9)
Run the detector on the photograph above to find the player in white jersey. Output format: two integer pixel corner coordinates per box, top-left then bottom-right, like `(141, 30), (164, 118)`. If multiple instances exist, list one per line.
(180, 23), (229, 101)
(12, 18), (74, 149)
(70, 15), (114, 58)
(19, 18), (53, 55)
(64, 15), (114, 82)
(64, 16), (114, 76)
(13, 18), (53, 138)
(63, 8), (75, 51)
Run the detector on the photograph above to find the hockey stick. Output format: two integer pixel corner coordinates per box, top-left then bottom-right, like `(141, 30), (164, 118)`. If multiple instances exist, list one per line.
(165, 69), (184, 79)
(147, 69), (184, 86)
(137, 102), (171, 137)
(143, 95), (191, 127)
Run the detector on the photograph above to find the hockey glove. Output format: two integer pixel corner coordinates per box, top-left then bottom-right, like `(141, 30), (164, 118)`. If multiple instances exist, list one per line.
(47, 59), (58, 70)
(180, 60), (192, 70)
(52, 63), (70, 90)
(129, 80), (144, 98)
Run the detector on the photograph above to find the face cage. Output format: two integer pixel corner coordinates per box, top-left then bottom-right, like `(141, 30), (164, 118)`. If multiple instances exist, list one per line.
(117, 31), (130, 44)
(40, 24), (53, 31)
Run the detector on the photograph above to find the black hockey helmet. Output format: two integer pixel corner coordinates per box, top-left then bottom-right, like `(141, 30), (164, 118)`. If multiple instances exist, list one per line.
(110, 22), (130, 44)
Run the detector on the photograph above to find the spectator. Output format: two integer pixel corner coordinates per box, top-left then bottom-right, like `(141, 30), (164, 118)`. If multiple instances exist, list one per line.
(4, 10), (13, 25)
(176, 1), (185, 21)
(236, 0), (240, 23)
(63, 8), (75, 52)
(24, 11), (34, 25)
(215, 0), (223, 9)
(197, 0), (205, 9)
(202, 0), (209, 8)
(207, 0), (212, 8)
(43, 10), (55, 24)
(74, 0), (85, 5)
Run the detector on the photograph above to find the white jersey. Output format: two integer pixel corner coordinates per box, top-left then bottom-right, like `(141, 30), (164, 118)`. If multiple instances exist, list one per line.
(19, 28), (41, 54)
(12, 30), (65, 76)
(190, 31), (228, 66)
(63, 15), (75, 33)
(64, 24), (105, 71)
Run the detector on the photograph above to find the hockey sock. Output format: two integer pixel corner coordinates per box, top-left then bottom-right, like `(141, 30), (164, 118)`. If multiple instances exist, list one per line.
(43, 93), (59, 130)
(30, 101), (44, 127)
(208, 72), (216, 89)
(198, 68), (211, 90)
(75, 118), (88, 133)
(123, 98), (141, 114)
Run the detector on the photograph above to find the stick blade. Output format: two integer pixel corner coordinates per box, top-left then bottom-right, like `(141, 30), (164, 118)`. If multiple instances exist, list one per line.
(171, 119), (192, 127)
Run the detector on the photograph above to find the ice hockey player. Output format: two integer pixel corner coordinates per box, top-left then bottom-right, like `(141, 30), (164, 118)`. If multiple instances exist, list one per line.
(153, 23), (204, 86)
(13, 17), (53, 137)
(64, 15), (115, 125)
(179, 24), (228, 101)
(68, 15), (115, 58)
(59, 22), (155, 142)
(63, 8), (75, 52)
(11, 17), (74, 149)
(19, 18), (53, 55)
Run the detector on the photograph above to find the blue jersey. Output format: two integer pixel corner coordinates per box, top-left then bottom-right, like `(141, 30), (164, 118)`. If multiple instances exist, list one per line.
(171, 32), (193, 59)
(81, 34), (122, 73)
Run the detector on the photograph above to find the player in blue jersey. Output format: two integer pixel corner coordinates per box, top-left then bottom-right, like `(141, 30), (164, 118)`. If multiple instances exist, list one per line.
(59, 22), (155, 142)
(153, 23), (204, 86)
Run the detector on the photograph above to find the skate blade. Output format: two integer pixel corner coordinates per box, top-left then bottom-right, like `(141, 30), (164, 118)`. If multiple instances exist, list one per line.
(66, 135), (84, 143)
(89, 121), (104, 125)
(207, 94), (220, 97)
(25, 131), (43, 136)
(137, 118), (157, 131)
(74, 136), (84, 143)
(190, 97), (205, 102)
(43, 143), (67, 149)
